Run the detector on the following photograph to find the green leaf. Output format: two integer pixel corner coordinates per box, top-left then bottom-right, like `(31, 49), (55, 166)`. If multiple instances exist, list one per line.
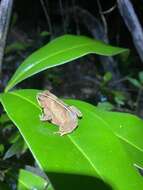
(127, 77), (142, 88)
(5, 35), (128, 92)
(0, 144), (4, 155)
(17, 169), (48, 190)
(0, 89), (143, 190)
(114, 91), (126, 106)
(3, 135), (27, 160)
(8, 131), (21, 144)
(0, 113), (10, 124)
(40, 31), (50, 37)
(103, 72), (112, 83)
(5, 42), (28, 54)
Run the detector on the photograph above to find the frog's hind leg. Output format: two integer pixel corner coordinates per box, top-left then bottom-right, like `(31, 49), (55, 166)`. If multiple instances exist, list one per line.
(70, 106), (82, 118)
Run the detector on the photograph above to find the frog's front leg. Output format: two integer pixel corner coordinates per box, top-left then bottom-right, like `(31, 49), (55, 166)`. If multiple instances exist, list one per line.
(70, 106), (82, 118)
(40, 109), (52, 121)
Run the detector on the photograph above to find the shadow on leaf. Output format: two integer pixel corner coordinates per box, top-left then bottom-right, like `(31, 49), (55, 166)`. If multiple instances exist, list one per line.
(48, 172), (113, 190)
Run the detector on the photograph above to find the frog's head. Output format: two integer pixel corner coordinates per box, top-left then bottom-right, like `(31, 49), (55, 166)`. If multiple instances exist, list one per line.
(37, 92), (48, 108)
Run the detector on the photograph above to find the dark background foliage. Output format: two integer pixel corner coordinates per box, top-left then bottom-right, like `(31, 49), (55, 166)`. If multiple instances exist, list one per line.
(2, 0), (142, 109)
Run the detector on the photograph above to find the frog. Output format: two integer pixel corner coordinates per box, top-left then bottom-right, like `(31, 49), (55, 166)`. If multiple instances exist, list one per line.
(37, 90), (82, 136)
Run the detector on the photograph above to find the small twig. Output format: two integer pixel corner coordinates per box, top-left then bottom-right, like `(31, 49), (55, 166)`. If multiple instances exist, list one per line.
(82, 76), (100, 85)
(39, 0), (53, 36)
(111, 76), (129, 85)
(101, 4), (117, 15)
(0, 0), (13, 74)
(97, 0), (108, 37)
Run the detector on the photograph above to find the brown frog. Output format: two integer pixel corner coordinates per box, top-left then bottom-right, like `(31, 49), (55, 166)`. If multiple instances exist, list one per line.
(37, 90), (82, 136)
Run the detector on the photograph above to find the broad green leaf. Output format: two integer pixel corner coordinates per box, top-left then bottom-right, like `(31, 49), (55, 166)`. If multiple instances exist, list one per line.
(17, 169), (48, 190)
(5, 35), (128, 92)
(0, 89), (143, 190)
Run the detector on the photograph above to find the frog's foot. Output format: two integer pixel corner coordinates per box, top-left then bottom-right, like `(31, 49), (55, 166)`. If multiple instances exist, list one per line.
(54, 130), (60, 134)
(53, 130), (64, 136)
(39, 113), (52, 121)
(70, 106), (82, 118)
(53, 129), (69, 136)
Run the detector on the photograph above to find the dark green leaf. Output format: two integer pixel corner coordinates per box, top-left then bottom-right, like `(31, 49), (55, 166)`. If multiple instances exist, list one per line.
(4, 136), (26, 159)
